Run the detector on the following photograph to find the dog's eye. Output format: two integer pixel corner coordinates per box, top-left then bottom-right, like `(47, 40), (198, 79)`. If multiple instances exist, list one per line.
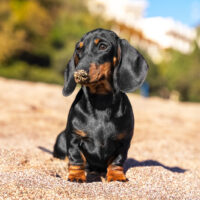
(99, 43), (107, 50)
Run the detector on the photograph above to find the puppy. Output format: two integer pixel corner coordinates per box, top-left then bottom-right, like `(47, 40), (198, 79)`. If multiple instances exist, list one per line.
(53, 28), (148, 182)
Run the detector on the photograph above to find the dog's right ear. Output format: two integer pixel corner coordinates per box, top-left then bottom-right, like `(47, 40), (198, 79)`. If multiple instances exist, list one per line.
(113, 39), (149, 93)
(62, 52), (77, 96)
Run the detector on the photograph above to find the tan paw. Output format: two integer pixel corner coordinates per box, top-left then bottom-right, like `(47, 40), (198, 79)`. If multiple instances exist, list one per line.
(106, 165), (128, 182)
(68, 165), (86, 183)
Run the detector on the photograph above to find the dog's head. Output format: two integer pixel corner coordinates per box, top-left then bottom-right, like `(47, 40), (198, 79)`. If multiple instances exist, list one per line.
(63, 28), (149, 96)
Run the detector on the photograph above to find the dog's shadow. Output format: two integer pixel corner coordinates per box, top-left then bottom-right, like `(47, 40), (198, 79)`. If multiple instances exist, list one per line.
(37, 147), (187, 182)
(124, 158), (187, 173)
(86, 158), (187, 182)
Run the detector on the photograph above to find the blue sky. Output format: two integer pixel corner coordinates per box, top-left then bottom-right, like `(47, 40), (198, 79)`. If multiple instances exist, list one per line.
(145, 0), (200, 27)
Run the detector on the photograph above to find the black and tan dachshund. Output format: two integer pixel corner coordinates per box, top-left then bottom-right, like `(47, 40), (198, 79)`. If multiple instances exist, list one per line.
(53, 28), (148, 182)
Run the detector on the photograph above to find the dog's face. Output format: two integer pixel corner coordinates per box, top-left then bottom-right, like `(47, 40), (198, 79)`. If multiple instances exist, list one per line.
(74, 32), (117, 82)
(63, 28), (149, 96)
(72, 30), (119, 94)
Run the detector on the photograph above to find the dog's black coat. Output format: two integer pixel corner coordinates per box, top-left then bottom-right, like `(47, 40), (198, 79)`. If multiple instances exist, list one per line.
(53, 28), (148, 173)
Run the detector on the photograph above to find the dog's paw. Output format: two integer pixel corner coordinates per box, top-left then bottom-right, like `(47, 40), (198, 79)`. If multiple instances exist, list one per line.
(106, 165), (128, 182)
(68, 165), (86, 183)
(68, 173), (86, 183)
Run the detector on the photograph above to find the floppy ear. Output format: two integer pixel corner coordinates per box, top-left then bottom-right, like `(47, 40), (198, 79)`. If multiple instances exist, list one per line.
(114, 39), (149, 93)
(62, 53), (77, 96)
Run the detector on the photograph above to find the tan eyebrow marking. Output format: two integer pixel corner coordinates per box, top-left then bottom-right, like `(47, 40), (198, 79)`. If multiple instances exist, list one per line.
(94, 38), (100, 45)
(113, 56), (117, 66)
(79, 42), (84, 48)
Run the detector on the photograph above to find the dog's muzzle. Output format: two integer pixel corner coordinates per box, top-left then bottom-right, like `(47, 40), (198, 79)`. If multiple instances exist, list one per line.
(74, 70), (89, 84)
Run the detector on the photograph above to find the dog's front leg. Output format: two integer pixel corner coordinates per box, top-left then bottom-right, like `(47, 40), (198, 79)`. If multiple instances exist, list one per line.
(67, 135), (86, 182)
(106, 146), (129, 182)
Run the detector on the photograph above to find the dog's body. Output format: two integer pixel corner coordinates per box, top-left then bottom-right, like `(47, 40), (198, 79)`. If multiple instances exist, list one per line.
(53, 29), (148, 182)
(54, 89), (134, 171)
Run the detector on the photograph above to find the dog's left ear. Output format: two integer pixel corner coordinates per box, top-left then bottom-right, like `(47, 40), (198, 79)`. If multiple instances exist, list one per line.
(62, 52), (77, 96)
(114, 39), (149, 93)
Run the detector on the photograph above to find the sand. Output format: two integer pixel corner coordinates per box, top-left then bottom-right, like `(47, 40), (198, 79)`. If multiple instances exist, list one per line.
(0, 77), (200, 199)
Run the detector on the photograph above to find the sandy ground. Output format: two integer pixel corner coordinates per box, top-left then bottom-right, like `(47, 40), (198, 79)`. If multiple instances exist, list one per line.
(0, 77), (200, 199)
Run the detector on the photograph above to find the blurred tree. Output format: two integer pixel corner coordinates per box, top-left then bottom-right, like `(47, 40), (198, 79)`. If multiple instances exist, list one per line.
(0, 0), (27, 62)
(160, 40), (200, 102)
(137, 30), (200, 102)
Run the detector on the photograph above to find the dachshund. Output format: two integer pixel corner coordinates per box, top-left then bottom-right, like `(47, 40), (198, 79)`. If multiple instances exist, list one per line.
(53, 28), (148, 182)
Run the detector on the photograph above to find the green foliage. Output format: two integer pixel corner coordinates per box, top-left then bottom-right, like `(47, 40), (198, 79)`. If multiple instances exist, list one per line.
(137, 39), (200, 102)
(158, 42), (200, 102)
(0, 62), (63, 84)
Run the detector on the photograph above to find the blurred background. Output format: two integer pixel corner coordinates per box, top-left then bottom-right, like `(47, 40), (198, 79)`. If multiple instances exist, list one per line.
(0, 0), (200, 102)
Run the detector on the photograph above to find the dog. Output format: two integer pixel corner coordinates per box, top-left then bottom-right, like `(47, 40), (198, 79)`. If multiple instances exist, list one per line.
(53, 28), (148, 182)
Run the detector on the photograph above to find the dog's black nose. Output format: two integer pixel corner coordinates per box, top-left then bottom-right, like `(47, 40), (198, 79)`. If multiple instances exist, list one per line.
(74, 70), (89, 84)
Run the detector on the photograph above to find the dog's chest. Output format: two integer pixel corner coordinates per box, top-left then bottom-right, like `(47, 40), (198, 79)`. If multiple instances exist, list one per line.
(80, 115), (119, 161)
(79, 109), (123, 155)
(73, 95), (130, 143)
(84, 109), (118, 140)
